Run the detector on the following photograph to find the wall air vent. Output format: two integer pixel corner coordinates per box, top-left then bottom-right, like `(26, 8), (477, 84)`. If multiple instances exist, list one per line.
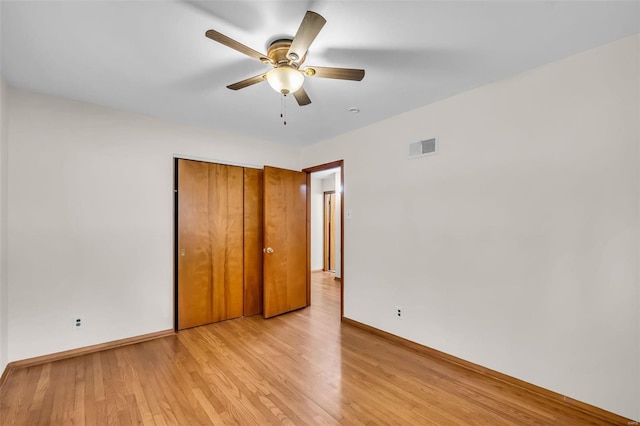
(409, 138), (438, 159)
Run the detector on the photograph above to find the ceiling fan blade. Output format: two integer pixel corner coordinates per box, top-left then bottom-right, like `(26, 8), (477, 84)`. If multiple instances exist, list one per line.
(206, 29), (272, 64)
(293, 87), (311, 106)
(287, 11), (326, 62)
(303, 66), (365, 81)
(227, 73), (267, 90)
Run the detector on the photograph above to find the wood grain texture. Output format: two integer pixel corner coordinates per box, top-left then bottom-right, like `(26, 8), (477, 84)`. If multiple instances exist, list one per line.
(177, 159), (212, 329)
(0, 363), (11, 389)
(208, 163), (244, 322)
(1, 272), (632, 425)
(340, 317), (633, 425)
(324, 192), (336, 271)
(302, 160), (344, 174)
(263, 166), (308, 318)
(5, 330), (175, 371)
(243, 168), (263, 317)
(178, 160), (250, 329)
(305, 172), (312, 308)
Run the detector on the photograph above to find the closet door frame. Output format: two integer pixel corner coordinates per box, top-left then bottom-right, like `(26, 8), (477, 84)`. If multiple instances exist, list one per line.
(174, 156), (343, 328)
(173, 156), (263, 330)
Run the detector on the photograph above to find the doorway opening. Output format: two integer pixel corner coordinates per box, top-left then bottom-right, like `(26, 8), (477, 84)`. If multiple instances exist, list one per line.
(303, 160), (344, 318)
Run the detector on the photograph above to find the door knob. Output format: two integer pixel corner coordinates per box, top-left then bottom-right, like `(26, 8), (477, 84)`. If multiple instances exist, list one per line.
(180, 248), (185, 256)
(263, 247), (274, 254)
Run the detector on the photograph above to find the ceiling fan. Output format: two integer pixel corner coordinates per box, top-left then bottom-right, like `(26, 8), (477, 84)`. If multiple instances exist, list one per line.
(205, 11), (365, 106)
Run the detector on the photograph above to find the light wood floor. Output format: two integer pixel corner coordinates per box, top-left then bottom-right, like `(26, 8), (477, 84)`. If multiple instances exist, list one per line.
(0, 272), (624, 425)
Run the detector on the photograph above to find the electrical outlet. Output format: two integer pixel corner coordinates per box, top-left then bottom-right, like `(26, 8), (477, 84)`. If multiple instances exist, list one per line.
(396, 306), (403, 319)
(72, 316), (84, 330)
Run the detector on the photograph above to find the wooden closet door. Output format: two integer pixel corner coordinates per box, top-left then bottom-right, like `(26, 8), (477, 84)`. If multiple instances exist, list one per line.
(177, 159), (212, 329)
(243, 168), (263, 316)
(177, 160), (245, 329)
(209, 163), (244, 322)
(263, 166), (308, 318)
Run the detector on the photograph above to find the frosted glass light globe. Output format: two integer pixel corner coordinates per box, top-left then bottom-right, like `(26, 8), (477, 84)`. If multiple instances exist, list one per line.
(266, 66), (304, 95)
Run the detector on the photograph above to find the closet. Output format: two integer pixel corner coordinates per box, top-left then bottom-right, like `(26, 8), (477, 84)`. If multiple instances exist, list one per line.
(176, 159), (263, 330)
(176, 159), (307, 330)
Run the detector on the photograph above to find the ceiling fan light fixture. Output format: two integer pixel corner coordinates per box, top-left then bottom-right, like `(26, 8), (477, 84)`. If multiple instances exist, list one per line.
(206, 11), (365, 106)
(266, 65), (304, 95)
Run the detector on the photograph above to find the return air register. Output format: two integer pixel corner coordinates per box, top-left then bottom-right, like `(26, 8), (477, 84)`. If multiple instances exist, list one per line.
(408, 137), (438, 159)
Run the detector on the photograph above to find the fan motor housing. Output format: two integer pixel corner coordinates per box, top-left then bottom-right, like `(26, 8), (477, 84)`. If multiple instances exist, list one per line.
(267, 39), (306, 67)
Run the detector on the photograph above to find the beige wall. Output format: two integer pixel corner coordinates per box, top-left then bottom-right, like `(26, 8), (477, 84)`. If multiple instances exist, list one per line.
(302, 35), (640, 419)
(6, 89), (300, 362)
(0, 74), (8, 375)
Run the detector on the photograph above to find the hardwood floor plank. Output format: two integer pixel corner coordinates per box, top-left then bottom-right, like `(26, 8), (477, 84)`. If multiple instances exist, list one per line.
(29, 363), (50, 414)
(147, 339), (211, 425)
(0, 271), (633, 425)
(189, 324), (325, 424)
(72, 361), (85, 425)
(2, 367), (31, 425)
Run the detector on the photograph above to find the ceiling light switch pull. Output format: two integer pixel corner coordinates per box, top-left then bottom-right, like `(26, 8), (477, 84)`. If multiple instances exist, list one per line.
(281, 94), (287, 125)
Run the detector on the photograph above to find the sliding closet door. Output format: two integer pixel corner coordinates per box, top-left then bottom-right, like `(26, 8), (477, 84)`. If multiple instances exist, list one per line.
(209, 163), (244, 322)
(177, 159), (213, 329)
(177, 159), (245, 329)
(177, 160), (306, 325)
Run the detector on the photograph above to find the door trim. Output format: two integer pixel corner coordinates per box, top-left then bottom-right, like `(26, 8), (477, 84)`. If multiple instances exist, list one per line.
(302, 160), (345, 319)
(173, 157), (179, 331)
(173, 153), (263, 170)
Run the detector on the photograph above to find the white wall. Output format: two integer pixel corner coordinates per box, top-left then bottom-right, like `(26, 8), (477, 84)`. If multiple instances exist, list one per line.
(310, 176), (324, 270)
(302, 34), (640, 420)
(321, 176), (335, 192)
(0, 1), (8, 377)
(0, 75), (8, 375)
(637, 36), (640, 421)
(6, 88), (300, 362)
(333, 170), (341, 279)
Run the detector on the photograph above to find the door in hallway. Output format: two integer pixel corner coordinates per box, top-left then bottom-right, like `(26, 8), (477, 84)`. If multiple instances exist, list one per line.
(323, 191), (336, 271)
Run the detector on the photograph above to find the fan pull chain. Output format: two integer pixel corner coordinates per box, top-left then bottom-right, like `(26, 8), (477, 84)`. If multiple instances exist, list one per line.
(280, 94), (287, 126)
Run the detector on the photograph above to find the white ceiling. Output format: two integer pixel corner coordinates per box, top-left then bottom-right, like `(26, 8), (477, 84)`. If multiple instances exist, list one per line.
(1, 1), (638, 147)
